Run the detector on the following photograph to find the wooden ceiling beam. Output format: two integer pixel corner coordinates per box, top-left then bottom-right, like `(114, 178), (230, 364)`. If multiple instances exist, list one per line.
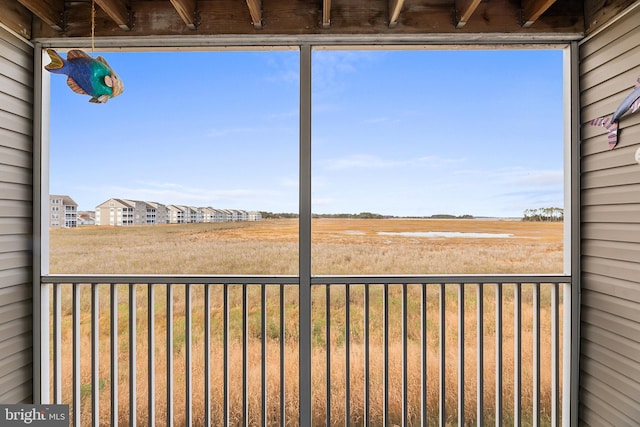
(95, 0), (132, 31)
(27, 0), (584, 39)
(15, 0), (65, 30)
(455, 0), (482, 28)
(323, 0), (331, 28)
(246, 0), (262, 29)
(521, 0), (556, 27)
(388, 0), (405, 27)
(170, 0), (198, 30)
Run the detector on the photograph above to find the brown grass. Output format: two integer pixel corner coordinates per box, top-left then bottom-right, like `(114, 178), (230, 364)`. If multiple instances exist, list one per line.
(49, 218), (564, 426)
(50, 218), (563, 275)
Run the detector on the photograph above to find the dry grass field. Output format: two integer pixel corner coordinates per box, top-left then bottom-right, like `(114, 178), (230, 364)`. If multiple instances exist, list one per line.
(49, 218), (565, 426)
(50, 218), (563, 275)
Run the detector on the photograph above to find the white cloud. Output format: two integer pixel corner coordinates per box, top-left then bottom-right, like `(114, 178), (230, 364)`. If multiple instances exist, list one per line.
(97, 181), (279, 207)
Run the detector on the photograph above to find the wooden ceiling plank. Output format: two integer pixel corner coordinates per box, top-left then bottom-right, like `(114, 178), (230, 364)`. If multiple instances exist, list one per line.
(389, 0), (405, 27)
(246, 0), (262, 29)
(455, 0), (482, 28)
(95, 0), (132, 31)
(170, 0), (198, 30)
(323, 0), (331, 28)
(522, 0), (557, 27)
(15, 0), (64, 30)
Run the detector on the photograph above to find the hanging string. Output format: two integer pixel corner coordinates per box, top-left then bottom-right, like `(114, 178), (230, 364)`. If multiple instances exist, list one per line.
(91, 0), (96, 53)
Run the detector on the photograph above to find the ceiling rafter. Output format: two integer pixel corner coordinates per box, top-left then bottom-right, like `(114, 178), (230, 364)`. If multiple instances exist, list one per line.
(246, 0), (262, 29)
(323, 0), (331, 28)
(521, 0), (557, 27)
(95, 0), (133, 31)
(170, 0), (199, 30)
(15, 0), (65, 30)
(388, 0), (405, 27)
(455, 0), (482, 28)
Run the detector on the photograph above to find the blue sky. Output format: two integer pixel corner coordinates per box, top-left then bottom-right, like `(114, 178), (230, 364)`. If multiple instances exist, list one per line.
(48, 48), (564, 217)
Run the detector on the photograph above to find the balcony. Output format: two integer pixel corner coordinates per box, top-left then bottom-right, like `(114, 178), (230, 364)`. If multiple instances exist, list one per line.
(39, 273), (572, 426)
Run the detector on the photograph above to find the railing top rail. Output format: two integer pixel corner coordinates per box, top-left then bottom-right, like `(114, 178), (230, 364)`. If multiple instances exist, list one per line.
(312, 274), (571, 284)
(41, 274), (300, 285)
(41, 273), (570, 285)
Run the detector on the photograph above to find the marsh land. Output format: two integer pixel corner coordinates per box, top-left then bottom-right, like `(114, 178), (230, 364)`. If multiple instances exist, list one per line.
(49, 219), (564, 425)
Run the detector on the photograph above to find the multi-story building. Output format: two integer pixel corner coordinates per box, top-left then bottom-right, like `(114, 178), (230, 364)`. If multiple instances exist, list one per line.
(94, 198), (259, 226)
(49, 195), (78, 228)
(248, 211), (262, 221)
(95, 198), (148, 226)
(77, 211), (95, 226)
(167, 205), (186, 224)
(145, 202), (169, 225)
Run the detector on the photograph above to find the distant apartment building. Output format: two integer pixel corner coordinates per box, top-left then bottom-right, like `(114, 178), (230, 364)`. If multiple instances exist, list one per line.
(95, 198), (146, 226)
(49, 195), (78, 228)
(77, 211), (95, 226)
(93, 198), (258, 226)
(145, 202), (169, 225)
(167, 205), (187, 224)
(248, 211), (262, 221)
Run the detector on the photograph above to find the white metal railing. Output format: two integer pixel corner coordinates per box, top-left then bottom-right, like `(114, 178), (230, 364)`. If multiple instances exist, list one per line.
(41, 274), (569, 426)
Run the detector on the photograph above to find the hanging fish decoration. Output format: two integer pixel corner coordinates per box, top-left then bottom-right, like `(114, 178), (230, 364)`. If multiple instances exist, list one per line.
(45, 49), (124, 103)
(589, 72), (640, 150)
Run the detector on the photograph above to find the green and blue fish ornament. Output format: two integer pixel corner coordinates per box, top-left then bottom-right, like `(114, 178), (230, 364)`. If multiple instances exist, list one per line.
(45, 49), (124, 103)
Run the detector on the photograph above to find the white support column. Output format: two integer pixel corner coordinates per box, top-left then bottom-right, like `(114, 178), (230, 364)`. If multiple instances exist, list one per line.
(563, 41), (581, 427)
(33, 42), (51, 405)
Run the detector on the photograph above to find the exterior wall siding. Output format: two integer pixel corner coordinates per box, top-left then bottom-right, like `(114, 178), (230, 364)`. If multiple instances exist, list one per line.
(0, 25), (33, 403)
(579, 4), (640, 424)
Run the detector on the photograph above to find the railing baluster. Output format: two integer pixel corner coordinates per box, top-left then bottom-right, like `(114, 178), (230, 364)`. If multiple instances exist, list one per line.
(439, 283), (446, 427)
(533, 283), (541, 427)
(43, 274), (569, 427)
(345, 284), (351, 426)
(148, 284), (155, 427)
(421, 283), (428, 426)
(53, 283), (62, 404)
(73, 283), (80, 427)
(326, 284), (331, 426)
(495, 283), (502, 427)
(261, 284), (267, 427)
(477, 283), (484, 427)
(383, 283), (389, 426)
(129, 284), (137, 427)
(224, 284), (229, 426)
(110, 285), (118, 427)
(458, 283), (464, 427)
(242, 283), (248, 426)
(167, 284), (174, 427)
(364, 284), (370, 427)
(91, 283), (99, 427)
(551, 283), (559, 427)
(402, 283), (408, 427)
(185, 284), (192, 427)
(514, 284), (521, 427)
(204, 284), (211, 427)
(280, 284), (285, 427)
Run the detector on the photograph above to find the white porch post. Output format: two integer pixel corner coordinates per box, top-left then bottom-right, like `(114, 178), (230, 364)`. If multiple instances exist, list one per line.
(33, 42), (51, 405)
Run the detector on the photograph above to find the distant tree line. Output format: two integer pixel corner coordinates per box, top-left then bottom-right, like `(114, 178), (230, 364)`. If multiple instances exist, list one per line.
(314, 212), (388, 219)
(259, 212), (299, 219)
(522, 207), (564, 222)
(260, 211), (476, 219)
